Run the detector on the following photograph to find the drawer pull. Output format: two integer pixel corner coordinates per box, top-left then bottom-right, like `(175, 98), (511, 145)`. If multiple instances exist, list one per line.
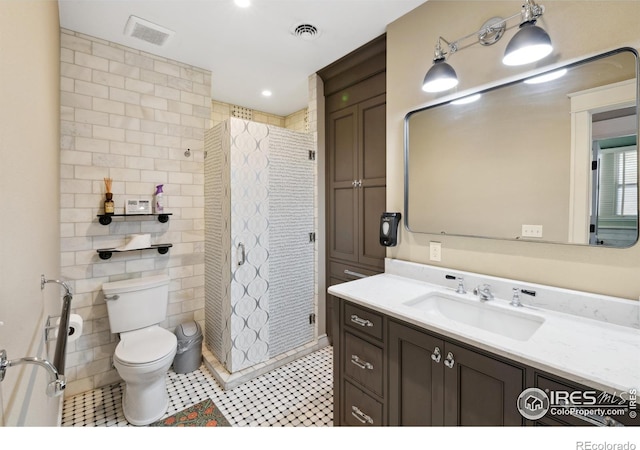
(431, 347), (442, 363)
(344, 269), (368, 279)
(444, 351), (455, 369)
(351, 405), (374, 425)
(350, 355), (374, 370)
(351, 314), (374, 328)
(557, 399), (624, 427)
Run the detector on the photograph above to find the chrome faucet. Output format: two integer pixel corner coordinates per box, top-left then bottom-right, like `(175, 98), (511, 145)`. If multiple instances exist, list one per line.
(473, 284), (494, 301)
(446, 274), (466, 294)
(510, 288), (523, 307)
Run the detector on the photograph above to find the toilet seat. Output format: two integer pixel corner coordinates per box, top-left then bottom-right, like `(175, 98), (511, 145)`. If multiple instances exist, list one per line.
(115, 326), (177, 366)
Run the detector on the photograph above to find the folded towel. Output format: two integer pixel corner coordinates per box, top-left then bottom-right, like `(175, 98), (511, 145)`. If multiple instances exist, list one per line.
(115, 234), (151, 251)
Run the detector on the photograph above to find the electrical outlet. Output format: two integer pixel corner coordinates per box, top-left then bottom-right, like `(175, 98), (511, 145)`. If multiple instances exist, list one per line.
(429, 241), (442, 261)
(522, 224), (543, 238)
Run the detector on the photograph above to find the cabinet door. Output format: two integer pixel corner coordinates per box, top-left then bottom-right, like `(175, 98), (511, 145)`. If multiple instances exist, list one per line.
(443, 343), (525, 426)
(358, 94), (386, 268)
(388, 321), (445, 426)
(328, 106), (359, 263)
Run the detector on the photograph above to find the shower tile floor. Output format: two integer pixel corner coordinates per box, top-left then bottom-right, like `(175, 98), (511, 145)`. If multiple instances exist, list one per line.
(61, 346), (333, 427)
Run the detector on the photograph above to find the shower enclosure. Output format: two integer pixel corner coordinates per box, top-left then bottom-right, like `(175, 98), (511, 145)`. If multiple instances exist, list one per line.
(204, 118), (315, 375)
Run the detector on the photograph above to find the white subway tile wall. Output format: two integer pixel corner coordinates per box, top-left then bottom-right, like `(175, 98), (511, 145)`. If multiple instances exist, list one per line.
(59, 29), (212, 396)
(59, 28), (317, 398)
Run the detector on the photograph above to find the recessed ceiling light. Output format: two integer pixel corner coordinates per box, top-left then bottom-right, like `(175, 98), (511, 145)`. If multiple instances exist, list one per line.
(234, 0), (251, 7)
(262, 90), (272, 97)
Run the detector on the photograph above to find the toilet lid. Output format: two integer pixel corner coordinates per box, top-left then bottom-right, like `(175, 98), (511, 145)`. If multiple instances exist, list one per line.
(115, 326), (177, 365)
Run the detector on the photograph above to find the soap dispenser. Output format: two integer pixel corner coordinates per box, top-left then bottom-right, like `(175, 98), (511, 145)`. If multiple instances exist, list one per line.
(154, 184), (164, 213)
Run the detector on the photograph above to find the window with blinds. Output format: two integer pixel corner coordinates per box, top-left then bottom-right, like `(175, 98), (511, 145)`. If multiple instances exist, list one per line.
(597, 139), (638, 220)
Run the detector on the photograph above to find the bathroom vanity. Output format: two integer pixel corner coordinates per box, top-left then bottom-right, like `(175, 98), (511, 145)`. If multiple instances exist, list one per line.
(329, 259), (640, 427)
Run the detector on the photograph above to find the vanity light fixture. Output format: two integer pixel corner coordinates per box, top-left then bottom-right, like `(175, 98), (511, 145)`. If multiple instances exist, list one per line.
(422, 40), (459, 93)
(422, 0), (552, 93)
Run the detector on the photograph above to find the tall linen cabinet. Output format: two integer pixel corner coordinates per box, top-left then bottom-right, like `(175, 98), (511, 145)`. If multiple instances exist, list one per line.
(204, 118), (316, 373)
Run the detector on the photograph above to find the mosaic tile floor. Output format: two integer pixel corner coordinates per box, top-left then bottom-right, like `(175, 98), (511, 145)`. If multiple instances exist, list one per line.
(61, 346), (333, 427)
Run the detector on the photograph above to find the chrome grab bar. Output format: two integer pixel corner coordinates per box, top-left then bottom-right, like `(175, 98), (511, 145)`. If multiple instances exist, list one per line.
(41, 275), (73, 376)
(0, 276), (72, 398)
(41, 275), (72, 298)
(53, 293), (73, 376)
(0, 349), (66, 397)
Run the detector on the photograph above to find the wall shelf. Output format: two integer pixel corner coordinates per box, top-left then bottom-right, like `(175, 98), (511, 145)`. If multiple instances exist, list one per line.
(97, 213), (172, 226)
(97, 244), (173, 260)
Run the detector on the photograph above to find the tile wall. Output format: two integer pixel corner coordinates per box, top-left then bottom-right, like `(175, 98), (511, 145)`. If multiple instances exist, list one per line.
(211, 100), (309, 131)
(59, 28), (317, 397)
(59, 29), (211, 396)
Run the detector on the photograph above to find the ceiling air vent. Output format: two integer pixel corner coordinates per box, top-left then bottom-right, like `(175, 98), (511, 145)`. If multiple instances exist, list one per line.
(291, 23), (320, 41)
(124, 15), (175, 46)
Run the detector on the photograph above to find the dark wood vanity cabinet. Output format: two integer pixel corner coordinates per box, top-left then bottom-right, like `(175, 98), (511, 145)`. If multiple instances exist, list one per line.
(334, 299), (525, 427)
(334, 299), (636, 427)
(387, 320), (525, 426)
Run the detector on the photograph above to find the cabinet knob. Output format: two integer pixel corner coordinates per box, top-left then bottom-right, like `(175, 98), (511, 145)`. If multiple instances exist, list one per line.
(444, 351), (455, 369)
(431, 346), (442, 363)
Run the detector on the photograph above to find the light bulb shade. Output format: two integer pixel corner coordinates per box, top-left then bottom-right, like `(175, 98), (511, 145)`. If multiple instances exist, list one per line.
(502, 21), (553, 66)
(422, 59), (459, 93)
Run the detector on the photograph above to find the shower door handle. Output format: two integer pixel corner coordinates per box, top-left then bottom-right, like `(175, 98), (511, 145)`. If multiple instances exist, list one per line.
(237, 243), (246, 266)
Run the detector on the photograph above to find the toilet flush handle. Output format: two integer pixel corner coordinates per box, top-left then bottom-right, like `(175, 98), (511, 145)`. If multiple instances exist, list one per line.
(104, 294), (120, 301)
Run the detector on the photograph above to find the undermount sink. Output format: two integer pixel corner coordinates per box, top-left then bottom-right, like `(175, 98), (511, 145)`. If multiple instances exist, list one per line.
(403, 292), (545, 341)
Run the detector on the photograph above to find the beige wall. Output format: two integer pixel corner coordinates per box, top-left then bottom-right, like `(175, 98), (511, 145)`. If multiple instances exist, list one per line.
(0, 1), (61, 426)
(387, 1), (640, 299)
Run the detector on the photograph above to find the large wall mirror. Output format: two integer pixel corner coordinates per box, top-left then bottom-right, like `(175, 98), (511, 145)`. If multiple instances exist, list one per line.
(405, 47), (639, 247)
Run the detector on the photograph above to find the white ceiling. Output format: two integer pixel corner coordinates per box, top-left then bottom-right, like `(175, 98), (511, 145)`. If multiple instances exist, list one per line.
(58, 0), (427, 116)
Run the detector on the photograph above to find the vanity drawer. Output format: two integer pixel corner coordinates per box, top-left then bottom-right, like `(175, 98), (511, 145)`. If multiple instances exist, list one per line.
(344, 332), (383, 396)
(344, 380), (383, 426)
(344, 302), (383, 340)
(535, 374), (638, 426)
(329, 261), (381, 281)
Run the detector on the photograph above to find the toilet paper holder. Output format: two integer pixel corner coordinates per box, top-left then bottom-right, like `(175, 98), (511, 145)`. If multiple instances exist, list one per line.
(45, 315), (82, 342)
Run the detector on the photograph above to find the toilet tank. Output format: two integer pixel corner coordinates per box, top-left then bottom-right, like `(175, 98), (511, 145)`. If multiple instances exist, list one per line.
(102, 275), (170, 333)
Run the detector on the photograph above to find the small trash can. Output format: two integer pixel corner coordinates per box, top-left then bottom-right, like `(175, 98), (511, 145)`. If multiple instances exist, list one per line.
(173, 321), (203, 374)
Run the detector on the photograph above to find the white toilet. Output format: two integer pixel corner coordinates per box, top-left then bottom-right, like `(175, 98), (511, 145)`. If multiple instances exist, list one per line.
(102, 274), (177, 426)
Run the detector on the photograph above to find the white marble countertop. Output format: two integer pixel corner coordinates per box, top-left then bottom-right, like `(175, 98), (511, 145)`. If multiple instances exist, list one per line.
(328, 272), (640, 396)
